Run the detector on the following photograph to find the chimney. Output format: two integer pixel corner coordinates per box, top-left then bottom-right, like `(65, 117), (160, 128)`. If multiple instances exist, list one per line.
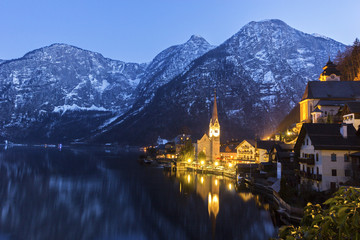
(340, 123), (348, 138)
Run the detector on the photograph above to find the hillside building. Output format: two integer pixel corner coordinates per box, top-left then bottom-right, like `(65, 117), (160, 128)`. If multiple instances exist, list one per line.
(299, 60), (360, 124)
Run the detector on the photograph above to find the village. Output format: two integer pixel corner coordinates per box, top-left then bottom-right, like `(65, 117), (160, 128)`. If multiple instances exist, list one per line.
(141, 58), (360, 214)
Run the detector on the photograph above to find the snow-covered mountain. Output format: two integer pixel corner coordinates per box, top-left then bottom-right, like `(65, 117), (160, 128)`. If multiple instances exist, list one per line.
(94, 19), (346, 144)
(0, 44), (146, 141)
(133, 35), (215, 109)
(0, 19), (347, 144)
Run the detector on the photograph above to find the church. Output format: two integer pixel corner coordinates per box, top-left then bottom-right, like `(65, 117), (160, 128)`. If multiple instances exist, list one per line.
(196, 91), (220, 162)
(299, 58), (360, 124)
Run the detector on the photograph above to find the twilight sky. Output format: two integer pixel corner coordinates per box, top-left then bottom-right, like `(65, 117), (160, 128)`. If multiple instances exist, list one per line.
(0, 0), (359, 63)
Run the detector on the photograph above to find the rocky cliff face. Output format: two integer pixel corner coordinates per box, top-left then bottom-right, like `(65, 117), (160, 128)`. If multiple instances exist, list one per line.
(0, 20), (346, 144)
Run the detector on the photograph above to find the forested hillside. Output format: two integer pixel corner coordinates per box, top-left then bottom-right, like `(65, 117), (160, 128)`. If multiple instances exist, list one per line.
(335, 38), (360, 81)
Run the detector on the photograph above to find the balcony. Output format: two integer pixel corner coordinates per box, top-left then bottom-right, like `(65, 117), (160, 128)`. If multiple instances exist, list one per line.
(299, 171), (322, 181)
(299, 155), (315, 165)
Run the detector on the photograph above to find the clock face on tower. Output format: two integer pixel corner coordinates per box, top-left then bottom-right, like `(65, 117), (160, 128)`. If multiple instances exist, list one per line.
(210, 128), (220, 137)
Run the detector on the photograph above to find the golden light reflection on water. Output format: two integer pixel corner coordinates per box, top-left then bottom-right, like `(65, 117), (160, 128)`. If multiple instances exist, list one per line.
(208, 192), (219, 218)
(172, 170), (268, 221)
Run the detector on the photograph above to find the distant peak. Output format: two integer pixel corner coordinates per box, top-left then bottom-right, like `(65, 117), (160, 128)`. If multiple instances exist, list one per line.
(186, 35), (209, 45)
(22, 43), (101, 60)
(257, 19), (286, 24)
(246, 19), (289, 28)
(189, 35), (204, 40)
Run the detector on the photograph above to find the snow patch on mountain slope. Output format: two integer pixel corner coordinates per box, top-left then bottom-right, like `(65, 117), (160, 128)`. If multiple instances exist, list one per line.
(53, 104), (108, 114)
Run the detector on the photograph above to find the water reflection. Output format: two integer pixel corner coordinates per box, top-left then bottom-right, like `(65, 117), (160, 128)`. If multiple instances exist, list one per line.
(0, 147), (275, 240)
(165, 170), (276, 239)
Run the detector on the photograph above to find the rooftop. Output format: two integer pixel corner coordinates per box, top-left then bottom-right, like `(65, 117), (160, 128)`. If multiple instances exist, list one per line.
(301, 81), (360, 101)
(295, 123), (360, 151)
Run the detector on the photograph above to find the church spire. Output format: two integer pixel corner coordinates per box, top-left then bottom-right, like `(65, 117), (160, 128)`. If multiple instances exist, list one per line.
(211, 89), (218, 124)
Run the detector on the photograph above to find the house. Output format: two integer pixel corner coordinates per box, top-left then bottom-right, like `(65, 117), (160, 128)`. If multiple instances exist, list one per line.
(174, 134), (191, 154)
(342, 101), (360, 130)
(236, 140), (256, 163)
(220, 144), (237, 161)
(271, 143), (296, 185)
(294, 123), (360, 192)
(349, 152), (360, 185)
(256, 140), (281, 163)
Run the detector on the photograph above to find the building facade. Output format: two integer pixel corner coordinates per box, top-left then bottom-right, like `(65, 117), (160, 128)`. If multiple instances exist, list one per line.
(295, 123), (360, 192)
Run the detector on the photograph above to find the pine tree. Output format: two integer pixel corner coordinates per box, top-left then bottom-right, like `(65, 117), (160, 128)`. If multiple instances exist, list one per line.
(336, 38), (360, 81)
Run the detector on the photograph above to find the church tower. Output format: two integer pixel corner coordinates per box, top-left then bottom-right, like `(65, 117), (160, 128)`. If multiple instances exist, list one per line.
(319, 58), (341, 81)
(209, 90), (220, 161)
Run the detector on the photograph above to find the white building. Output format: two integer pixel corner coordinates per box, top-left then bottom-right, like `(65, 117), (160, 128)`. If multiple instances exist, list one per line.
(295, 123), (360, 192)
(342, 102), (360, 130)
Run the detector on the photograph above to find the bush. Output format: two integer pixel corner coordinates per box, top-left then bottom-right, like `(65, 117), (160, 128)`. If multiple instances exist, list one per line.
(278, 187), (360, 239)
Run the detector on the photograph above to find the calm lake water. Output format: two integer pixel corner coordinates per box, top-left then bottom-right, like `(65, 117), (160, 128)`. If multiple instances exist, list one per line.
(0, 146), (276, 240)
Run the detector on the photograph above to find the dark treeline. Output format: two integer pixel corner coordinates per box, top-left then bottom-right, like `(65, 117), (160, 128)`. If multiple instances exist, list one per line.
(335, 38), (360, 81)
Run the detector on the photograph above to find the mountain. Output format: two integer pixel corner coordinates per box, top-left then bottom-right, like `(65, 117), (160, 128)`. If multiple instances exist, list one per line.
(133, 35), (215, 109)
(0, 19), (347, 144)
(0, 36), (214, 143)
(94, 19), (346, 144)
(0, 44), (146, 142)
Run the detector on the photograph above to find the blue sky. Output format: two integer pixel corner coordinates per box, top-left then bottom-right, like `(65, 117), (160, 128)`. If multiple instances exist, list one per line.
(0, 0), (359, 63)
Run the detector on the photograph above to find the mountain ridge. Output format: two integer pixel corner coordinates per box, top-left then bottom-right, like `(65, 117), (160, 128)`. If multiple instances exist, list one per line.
(0, 19), (347, 144)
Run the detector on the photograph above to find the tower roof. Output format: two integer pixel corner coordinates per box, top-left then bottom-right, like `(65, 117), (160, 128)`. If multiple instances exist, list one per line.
(320, 58), (341, 77)
(211, 90), (218, 124)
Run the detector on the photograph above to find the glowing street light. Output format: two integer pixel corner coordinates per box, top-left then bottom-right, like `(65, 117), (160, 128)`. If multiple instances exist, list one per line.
(187, 158), (191, 163)
(201, 160), (205, 165)
(214, 161), (219, 166)
(228, 163), (233, 168)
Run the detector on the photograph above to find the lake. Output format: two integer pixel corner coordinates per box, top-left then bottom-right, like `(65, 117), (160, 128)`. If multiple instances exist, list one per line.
(0, 146), (276, 240)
